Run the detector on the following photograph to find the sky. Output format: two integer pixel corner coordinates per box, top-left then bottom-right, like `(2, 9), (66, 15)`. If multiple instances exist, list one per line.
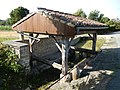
(0, 0), (120, 20)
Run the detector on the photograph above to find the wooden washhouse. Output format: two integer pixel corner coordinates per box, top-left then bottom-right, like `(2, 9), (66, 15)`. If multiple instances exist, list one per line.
(12, 7), (108, 82)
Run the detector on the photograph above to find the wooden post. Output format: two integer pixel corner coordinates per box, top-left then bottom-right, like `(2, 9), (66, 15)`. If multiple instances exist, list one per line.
(92, 33), (97, 52)
(61, 37), (69, 75)
(29, 33), (33, 53)
(29, 33), (33, 68)
(19, 32), (24, 41)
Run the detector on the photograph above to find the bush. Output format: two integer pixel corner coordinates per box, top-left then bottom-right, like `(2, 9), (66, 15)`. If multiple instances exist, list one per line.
(0, 25), (12, 31)
(0, 43), (22, 89)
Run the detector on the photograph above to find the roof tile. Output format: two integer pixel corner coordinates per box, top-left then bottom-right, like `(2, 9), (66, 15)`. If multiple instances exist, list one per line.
(38, 8), (107, 28)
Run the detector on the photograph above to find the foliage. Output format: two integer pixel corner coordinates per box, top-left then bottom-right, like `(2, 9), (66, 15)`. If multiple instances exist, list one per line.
(5, 18), (12, 26)
(88, 10), (104, 21)
(74, 9), (87, 18)
(0, 20), (6, 25)
(9, 6), (29, 25)
(111, 18), (120, 29)
(100, 17), (110, 23)
(0, 43), (22, 89)
(0, 25), (12, 31)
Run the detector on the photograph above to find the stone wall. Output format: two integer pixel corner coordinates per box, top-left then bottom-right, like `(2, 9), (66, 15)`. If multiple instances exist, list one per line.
(3, 40), (30, 73)
(3, 36), (80, 74)
(33, 37), (59, 59)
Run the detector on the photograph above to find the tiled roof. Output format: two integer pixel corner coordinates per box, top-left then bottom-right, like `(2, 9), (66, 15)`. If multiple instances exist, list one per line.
(38, 8), (108, 28)
(12, 7), (108, 29)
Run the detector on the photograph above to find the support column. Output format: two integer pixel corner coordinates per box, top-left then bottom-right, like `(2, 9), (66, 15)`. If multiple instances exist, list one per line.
(60, 37), (71, 82)
(29, 33), (33, 68)
(19, 32), (24, 41)
(61, 38), (69, 75)
(92, 33), (97, 52)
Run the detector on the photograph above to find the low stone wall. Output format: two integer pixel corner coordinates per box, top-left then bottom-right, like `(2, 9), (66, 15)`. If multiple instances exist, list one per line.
(3, 40), (30, 73)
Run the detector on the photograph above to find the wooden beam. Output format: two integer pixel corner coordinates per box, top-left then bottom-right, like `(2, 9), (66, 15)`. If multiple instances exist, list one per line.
(92, 33), (97, 52)
(17, 31), (40, 41)
(61, 37), (69, 75)
(29, 33), (33, 53)
(52, 36), (62, 53)
(52, 62), (62, 70)
(37, 57), (62, 70)
(31, 34), (40, 45)
(19, 32), (24, 41)
(88, 34), (93, 39)
(76, 30), (96, 35)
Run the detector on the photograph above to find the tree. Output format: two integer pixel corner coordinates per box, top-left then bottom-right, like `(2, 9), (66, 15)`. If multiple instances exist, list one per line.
(88, 10), (101, 21)
(111, 18), (120, 29)
(5, 18), (11, 25)
(74, 9), (87, 18)
(100, 17), (110, 23)
(98, 14), (104, 22)
(0, 20), (6, 25)
(9, 6), (29, 25)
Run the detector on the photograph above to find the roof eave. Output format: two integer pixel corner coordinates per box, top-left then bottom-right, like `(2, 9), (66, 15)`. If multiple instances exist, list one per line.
(12, 12), (36, 28)
(76, 26), (108, 30)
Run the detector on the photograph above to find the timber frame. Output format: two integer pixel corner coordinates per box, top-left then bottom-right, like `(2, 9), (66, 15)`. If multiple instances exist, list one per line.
(18, 31), (97, 76)
(12, 7), (108, 82)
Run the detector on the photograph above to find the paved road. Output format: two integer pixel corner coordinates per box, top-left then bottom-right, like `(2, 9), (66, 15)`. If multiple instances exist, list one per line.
(106, 31), (120, 90)
(98, 31), (120, 90)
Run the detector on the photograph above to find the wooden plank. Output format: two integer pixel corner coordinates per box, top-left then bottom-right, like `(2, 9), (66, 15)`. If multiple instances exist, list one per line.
(52, 62), (62, 70)
(38, 58), (62, 70)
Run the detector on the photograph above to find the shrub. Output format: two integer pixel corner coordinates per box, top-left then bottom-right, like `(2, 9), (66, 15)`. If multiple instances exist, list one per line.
(0, 25), (12, 31)
(0, 43), (22, 89)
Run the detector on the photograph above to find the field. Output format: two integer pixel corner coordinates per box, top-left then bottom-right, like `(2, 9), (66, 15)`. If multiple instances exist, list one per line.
(0, 31), (19, 42)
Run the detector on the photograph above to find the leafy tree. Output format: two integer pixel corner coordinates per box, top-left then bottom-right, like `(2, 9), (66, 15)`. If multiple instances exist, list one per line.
(9, 6), (29, 25)
(98, 14), (104, 22)
(100, 17), (110, 23)
(111, 18), (120, 29)
(88, 10), (103, 21)
(74, 9), (87, 18)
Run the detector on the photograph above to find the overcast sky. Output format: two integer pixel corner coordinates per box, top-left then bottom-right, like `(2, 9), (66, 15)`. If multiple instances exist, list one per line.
(0, 0), (120, 20)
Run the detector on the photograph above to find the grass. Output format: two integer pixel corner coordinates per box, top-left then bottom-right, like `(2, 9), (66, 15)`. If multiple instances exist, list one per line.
(0, 38), (18, 42)
(0, 25), (12, 31)
(75, 38), (105, 51)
